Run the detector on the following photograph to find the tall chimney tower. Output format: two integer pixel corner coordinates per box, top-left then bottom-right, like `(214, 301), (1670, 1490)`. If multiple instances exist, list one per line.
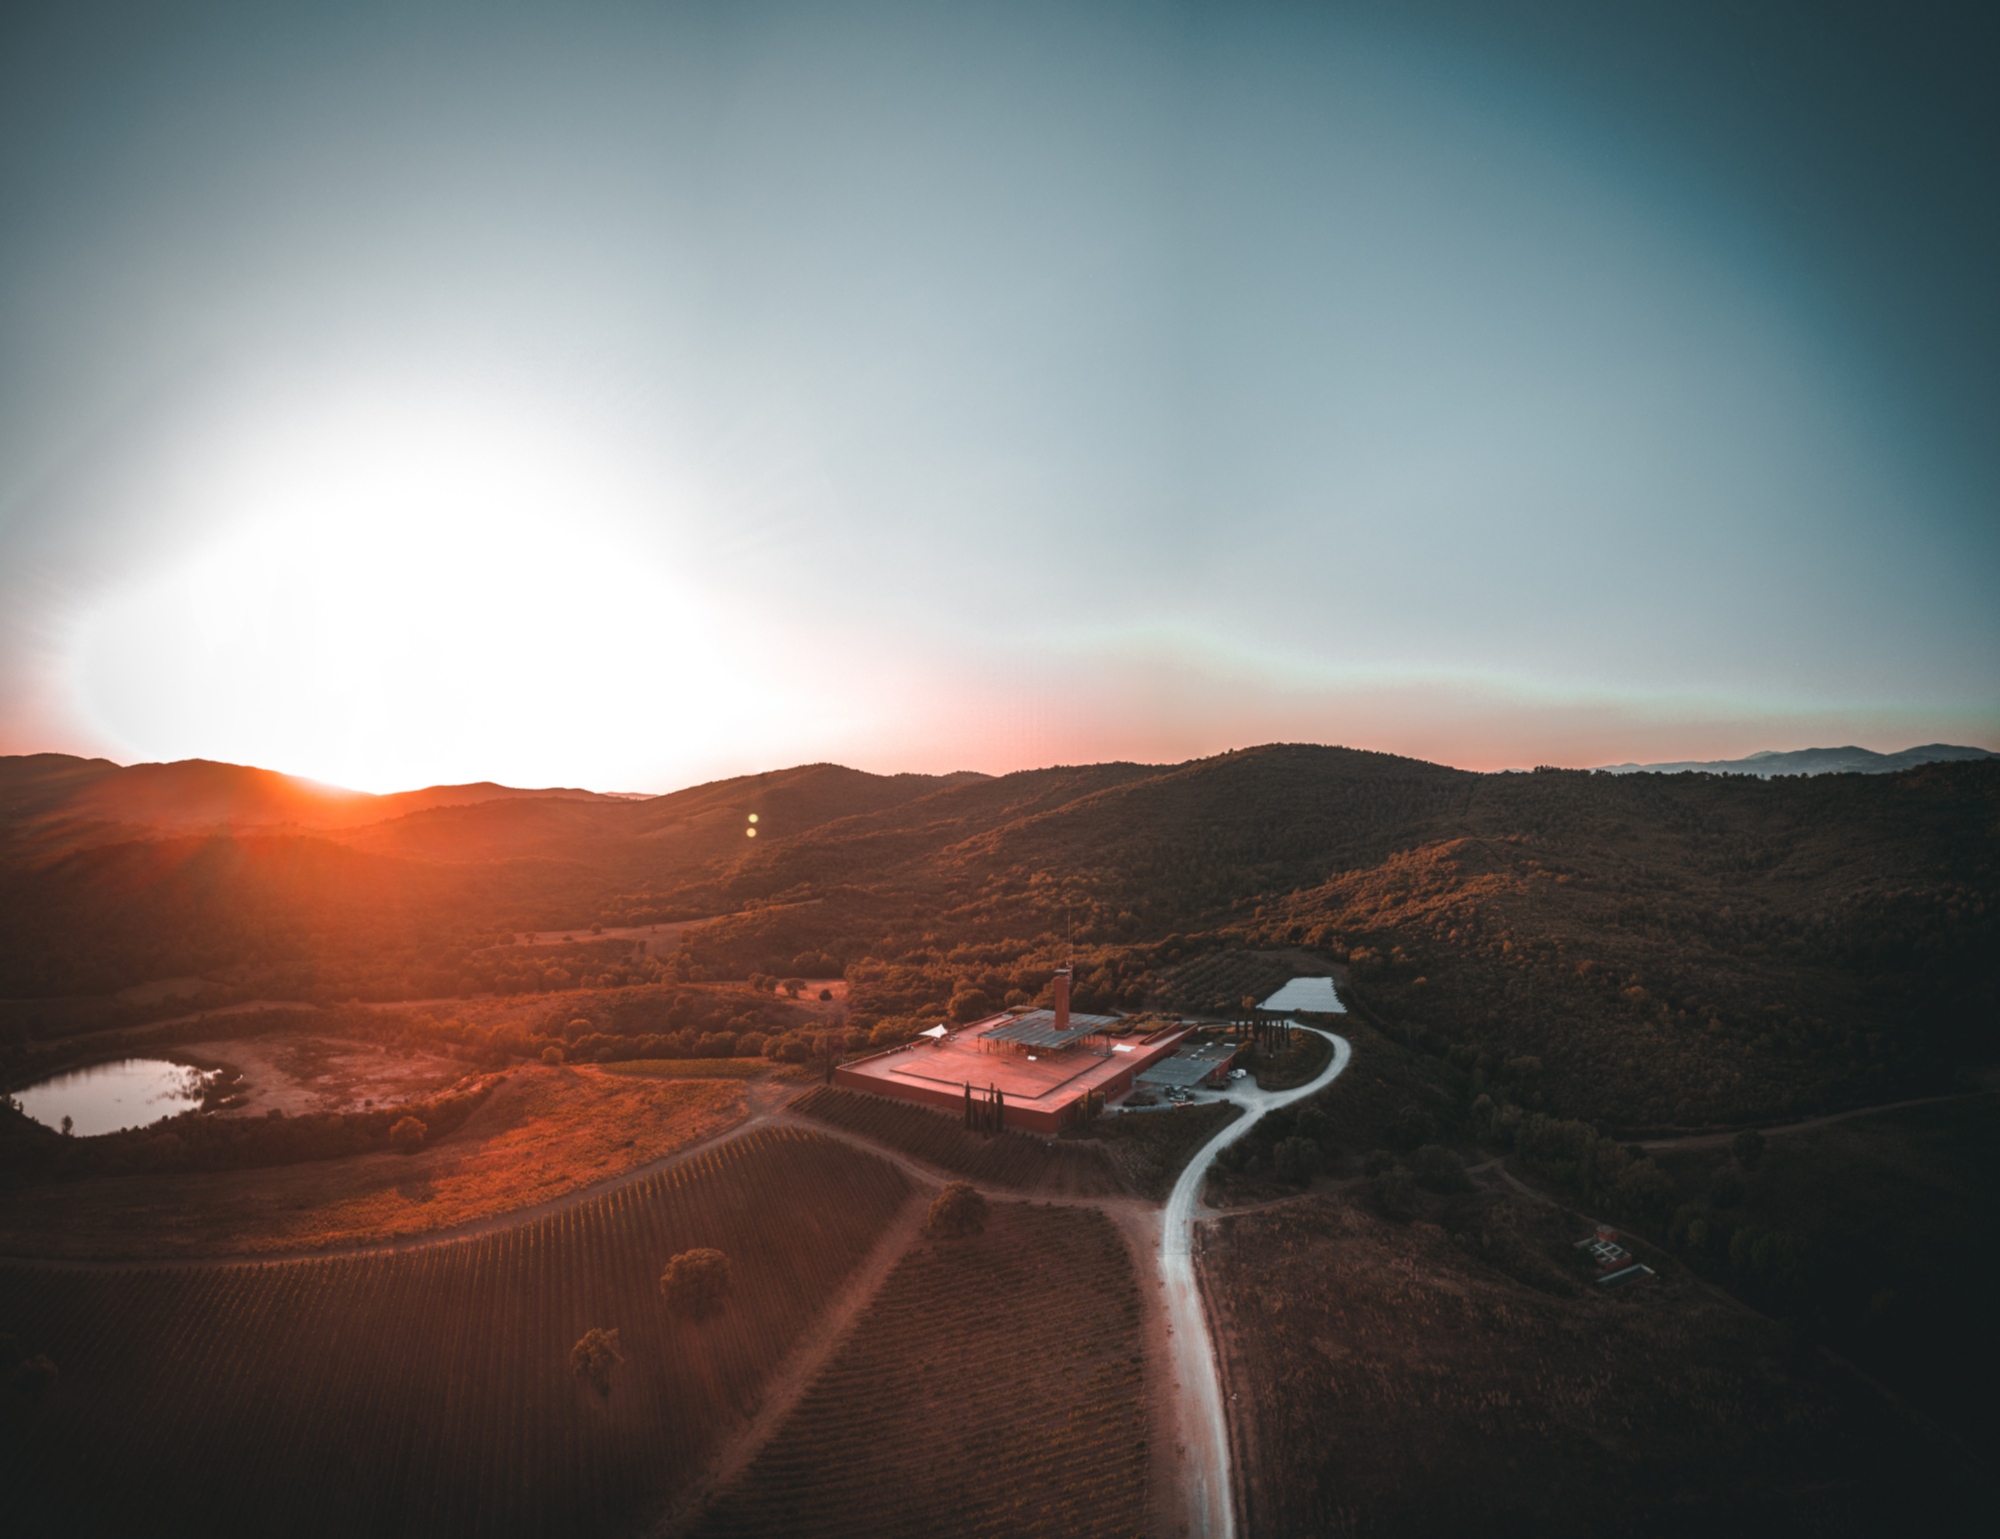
(1052, 966), (1072, 1033)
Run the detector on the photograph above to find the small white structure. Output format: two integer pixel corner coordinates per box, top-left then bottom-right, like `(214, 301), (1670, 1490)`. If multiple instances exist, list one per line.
(918, 1024), (949, 1041)
(1258, 977), (1346, 1015)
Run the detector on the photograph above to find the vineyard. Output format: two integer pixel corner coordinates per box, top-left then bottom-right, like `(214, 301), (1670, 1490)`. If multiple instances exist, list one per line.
(1152, 949), (1310, 1016)
(0, 1127), (910, 1538)
(692, 1202), (1148, 1539)
(789, 1085), (1121, 1194)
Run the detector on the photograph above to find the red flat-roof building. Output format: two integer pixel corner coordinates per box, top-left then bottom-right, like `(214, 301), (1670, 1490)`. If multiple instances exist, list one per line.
(833, 967), (1194, 1133)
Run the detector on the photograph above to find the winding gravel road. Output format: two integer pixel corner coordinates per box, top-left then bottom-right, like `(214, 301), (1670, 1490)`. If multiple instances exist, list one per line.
(1160, 1028), (1352, 1539)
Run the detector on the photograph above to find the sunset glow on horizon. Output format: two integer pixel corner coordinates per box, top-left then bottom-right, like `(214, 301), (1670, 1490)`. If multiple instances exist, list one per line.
(1, 1), (1994, 793)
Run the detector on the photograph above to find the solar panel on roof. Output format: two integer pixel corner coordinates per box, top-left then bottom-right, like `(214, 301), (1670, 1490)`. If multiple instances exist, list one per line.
(979, 1008), (1122, 1050)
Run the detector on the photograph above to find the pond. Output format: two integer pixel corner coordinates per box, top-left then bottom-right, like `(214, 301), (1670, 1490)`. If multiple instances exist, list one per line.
(10, 1058), (218, 1137)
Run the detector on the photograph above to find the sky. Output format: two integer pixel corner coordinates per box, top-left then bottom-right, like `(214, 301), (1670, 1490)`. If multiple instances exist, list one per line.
(0, 0), (1994, 793)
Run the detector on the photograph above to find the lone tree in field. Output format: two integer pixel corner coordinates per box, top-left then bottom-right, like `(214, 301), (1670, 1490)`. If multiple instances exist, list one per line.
(569, 1327), (622, 1397)
(925, 1180), (987, 1238)
(1732, 1127), (1766, 1169)
(660, 1247), (733, 1320)
(389, 1116), (426, 1156)
(13, 1353), (58, 1401)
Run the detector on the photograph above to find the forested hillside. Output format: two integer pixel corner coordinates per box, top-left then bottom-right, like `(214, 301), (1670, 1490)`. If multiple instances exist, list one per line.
(2, 745), (1992, 1128)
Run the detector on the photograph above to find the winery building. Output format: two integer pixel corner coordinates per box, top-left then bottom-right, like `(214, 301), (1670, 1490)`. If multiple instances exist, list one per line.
(833, 967), (1194, 1134)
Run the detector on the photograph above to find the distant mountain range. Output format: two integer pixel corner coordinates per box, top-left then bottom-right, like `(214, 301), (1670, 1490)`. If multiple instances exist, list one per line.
(0, 754), (637, 845)
(1593, 743), (1995, 778)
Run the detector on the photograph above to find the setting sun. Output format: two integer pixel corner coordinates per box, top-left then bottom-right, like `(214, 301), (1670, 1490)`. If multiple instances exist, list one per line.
(64, 385), (816, 791)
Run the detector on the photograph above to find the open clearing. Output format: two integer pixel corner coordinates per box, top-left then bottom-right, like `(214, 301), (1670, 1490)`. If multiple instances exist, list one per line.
(0, 1127), (910, 1539)
(189, 1032), (473, 1116)
(0, 1065), (748, 1258)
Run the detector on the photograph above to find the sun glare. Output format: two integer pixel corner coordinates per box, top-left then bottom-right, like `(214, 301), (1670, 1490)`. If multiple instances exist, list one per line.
(68, 386), (808, 791)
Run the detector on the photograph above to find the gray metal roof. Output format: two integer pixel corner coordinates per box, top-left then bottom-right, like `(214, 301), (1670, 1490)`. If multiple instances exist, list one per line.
(979, 1008), (1122, 1050)
(1137, 1042), (1240, 1088)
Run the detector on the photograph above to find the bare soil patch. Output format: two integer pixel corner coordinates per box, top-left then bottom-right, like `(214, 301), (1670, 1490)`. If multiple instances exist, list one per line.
(186, 1033), (471, 1116)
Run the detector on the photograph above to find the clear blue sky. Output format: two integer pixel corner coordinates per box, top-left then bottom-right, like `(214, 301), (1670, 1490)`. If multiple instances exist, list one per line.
(1, 0), (1993, 790)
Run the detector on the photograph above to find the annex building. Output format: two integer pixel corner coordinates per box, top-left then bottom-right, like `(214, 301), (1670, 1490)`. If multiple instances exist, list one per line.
(834, 967), (1194, 1134)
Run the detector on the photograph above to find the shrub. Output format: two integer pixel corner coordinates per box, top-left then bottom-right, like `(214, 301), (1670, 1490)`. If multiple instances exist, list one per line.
(1410, 1143), (1473, 1193)
(1732, 1128), (1766, 1169)
(13, 1353), (58, 1400)
(949, 988), (994, 1024)
(1272, 1136), (1321, 1186)
(1386, 1105), (1437, 1152)
(541, 1045), (563, 1065)
(925, 1181), (988, 1238)
(389, 1117), (426, 1156)
(659, 1248), (733, 1320)
(1368, 1170), (1418, 1221)
(569, 1328), (622, 1396)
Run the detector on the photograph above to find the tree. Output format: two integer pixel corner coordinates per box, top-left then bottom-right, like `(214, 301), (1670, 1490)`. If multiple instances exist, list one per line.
(542, 1045), (564, 1065)
(569, 1328), (622, 1396)
(660, 1248), (733, 1320)
(925, 1180), (987, 1238)
(1410, 1143), (1472, 1193)
(390, 1116), (426, 1156)
(1732, 1128), (1766, 1170)
(1387, 1105), (1437, 1152)
(781, 977), (805, 998)
(1272, 1136), (1321, 1186)
(1368, 1169), (1418, 1221)
(13, 1353), (58, 1400)
(949, 988), (993, 1024)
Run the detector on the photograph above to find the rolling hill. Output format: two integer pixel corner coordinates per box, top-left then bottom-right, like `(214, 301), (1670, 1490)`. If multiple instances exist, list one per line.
(0, 744), (1992, 1129)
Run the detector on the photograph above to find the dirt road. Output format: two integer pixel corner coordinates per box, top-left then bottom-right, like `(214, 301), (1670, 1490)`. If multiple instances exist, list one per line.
(1161, 1029), (1352, 1539)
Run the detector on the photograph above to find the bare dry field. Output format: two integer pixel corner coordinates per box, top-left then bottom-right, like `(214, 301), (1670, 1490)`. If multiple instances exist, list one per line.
(1201, 1186), (1988, 1536)
(0, 1065), (748, 1258)
(190, 1033), (474, 1116)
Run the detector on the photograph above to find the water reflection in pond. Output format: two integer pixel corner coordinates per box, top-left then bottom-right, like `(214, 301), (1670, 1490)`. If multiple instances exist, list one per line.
(10, 1059), (217, 1136)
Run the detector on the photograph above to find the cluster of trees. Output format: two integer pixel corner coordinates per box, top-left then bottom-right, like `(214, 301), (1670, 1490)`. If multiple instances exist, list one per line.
(3, 747), (1990, 1135)
(572, 1244), (737, 1398)
(1214, 1101), (1339, 1185)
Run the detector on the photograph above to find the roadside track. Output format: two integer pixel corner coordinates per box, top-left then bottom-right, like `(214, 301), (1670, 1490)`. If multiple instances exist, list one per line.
(1160, 1029), (1352, 1539)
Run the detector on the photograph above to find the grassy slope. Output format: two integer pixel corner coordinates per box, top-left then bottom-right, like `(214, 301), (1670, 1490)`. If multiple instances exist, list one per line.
(0, 1065), (747, 1258)
(1203, 1186), (1989, 1536)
